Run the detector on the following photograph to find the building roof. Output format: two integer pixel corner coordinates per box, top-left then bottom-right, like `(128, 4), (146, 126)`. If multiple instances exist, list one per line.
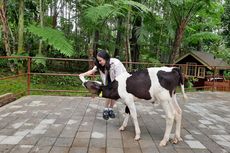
(175, 51), (229, 70)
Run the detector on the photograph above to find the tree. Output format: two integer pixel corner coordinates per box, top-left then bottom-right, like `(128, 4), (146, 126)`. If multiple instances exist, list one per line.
(114, 16), (123, 57)
(82, 0), (151, 63)
(38, 0), (44, 55)
(130, 0), (142, 64)
(168, 0), (211, 63)
(222, 0), (230, 47)
(1, 0), (226, 68)
(184, 1), (223, 53)
(18, 0), (25, 55)
(0, 0), (11, 56)
(26, 0), (74, 58)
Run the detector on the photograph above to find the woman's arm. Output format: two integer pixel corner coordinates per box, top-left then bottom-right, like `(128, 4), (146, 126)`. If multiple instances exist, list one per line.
(79, 66), (97, 77)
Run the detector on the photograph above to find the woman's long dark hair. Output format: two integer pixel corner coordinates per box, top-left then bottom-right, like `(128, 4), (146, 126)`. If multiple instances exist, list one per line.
(94, 50), (112, 85)
(94, 50), (111, 73)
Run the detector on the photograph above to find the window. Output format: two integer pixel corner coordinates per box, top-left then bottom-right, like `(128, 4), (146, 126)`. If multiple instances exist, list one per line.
(179, 65), (186, 74)
(197, 67), (205, 78)
(187, 62), (197, 76)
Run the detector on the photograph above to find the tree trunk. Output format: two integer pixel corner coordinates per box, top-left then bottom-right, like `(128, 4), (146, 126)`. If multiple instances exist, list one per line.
(0, 0), (11, 56)
(38, 0), (44, 55)
(87, 48), (94, 69)
(93, 30), (99, 54)
(114, 16), (123, 57)
(0, 0), (15, 72)
(18, 0), (24, 54)
(51, 0), (65, 28)
(130, 15), (141, 65)
(169, 19), (187, 64)
(125, 10), (131, 71)
(9, 26), (16, 54)
(88, 29), (99, 58)
(52, 1), (58, 28)
(67, 2), (71, 35)
(74, 0), (80, 53)
(130, 0), (142, 69)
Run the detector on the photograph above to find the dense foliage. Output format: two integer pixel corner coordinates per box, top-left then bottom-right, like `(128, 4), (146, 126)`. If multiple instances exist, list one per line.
(0, 0), (230, 97)
(0, 0), (229, 65)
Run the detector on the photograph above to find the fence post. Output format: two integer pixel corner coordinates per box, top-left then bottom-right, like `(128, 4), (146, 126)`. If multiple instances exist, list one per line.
(27, 57), (31, 95)
(229, 80), (230, 91)
(212, 66), (216, 92)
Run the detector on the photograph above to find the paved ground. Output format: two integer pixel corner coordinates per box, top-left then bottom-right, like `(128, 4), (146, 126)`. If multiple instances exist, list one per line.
(0, 92), (230, 153)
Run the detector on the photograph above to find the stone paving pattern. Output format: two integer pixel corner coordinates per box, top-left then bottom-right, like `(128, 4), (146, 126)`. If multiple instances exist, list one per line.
(0, 91), (230, 153)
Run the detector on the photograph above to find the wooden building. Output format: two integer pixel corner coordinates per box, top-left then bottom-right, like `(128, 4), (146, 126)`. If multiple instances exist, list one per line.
(174, 51), (230, 90)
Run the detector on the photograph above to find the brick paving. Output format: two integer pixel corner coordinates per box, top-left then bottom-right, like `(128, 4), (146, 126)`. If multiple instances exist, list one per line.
(0, 91), (229, 153)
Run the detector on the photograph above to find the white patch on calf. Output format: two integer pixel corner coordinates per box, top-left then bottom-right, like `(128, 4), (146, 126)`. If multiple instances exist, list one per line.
(116, 67), (185, 146)
(81, 67), (186, 147)
(115, 72), (131, 100)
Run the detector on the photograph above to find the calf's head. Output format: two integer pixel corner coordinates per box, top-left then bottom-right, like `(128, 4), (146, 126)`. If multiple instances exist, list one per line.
(83, 81), (102, 96)
(79, 75), (102, 96)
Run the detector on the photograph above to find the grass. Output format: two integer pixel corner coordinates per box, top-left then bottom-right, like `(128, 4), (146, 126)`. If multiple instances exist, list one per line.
(0, 75), (91, 99)
(0, 68), (212, 100)
(30, 83), (89, 96)
(0, 74), (206, 99)
(0, 76), (27, 98)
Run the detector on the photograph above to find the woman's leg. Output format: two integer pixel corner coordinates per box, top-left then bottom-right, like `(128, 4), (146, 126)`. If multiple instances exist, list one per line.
(103, 99), (116, 119)
(108, 99), (115, 108)
(105, 98), (111, 108)
(102, 99), (110, 120)
(108, 99), (115, 118)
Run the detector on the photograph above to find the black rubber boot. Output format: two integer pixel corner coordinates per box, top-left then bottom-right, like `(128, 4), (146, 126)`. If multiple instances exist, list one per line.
(108, 110), (115, 118)
(103, 110), (109, 120)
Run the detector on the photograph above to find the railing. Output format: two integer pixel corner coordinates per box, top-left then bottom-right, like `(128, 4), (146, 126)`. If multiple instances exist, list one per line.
(0, 56), (29, 97)
(0, 56), (91, 97)
(0, 56), (230, 98)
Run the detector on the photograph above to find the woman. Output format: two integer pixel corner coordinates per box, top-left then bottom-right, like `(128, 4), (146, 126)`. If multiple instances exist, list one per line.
(79, 50), (127, 120)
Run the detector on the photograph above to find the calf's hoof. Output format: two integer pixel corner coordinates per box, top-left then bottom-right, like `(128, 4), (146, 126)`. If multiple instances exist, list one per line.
(172, 137), (183, 144)
(134, 135), (140, 141)
(159, 140), (167, 147)
(119, 126), (125, 131)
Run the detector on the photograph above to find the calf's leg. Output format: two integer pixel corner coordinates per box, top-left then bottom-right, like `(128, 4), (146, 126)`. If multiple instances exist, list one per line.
(119, 106), (130, 131)
(172, 94), (183, 144)
(159, 100), (175, 146)
(122, 98), (141, 140)
(129, 103), (141, 140)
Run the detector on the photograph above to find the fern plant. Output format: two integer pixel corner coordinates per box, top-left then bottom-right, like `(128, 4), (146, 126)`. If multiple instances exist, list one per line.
(27, 24), (75, 57)
(185, 32), (221, 44)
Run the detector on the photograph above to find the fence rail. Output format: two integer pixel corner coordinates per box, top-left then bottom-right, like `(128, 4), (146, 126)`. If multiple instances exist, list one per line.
(0, 56), (230, 98)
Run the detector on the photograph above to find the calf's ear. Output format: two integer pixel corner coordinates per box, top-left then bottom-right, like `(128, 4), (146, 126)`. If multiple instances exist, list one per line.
(93, 83), (101, 90)
(83, 82), (88, 88)
(84, 81), (101, 95)
(90, 83), (102, 94)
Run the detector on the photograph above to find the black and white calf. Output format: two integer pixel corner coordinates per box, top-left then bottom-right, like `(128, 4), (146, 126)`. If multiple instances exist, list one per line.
(79, 67), (187, 146)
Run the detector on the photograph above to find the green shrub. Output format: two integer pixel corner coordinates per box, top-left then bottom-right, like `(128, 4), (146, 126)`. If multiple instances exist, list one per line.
(224, 70), (230, 80)
(0, 59), (8, 67)
(31, 75), (81, 87)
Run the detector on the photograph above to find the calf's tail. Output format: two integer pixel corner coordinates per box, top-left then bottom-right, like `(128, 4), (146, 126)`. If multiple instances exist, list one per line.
(180, 84), (188, 101)
(173, 67), (188, 101)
